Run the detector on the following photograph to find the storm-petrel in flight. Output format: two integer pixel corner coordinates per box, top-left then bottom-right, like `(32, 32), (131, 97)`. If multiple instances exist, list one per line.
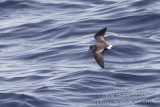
(89, 28), (118, 68)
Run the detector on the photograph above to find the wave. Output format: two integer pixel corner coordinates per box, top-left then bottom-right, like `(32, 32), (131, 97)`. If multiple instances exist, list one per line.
(0, 0), (160, 107)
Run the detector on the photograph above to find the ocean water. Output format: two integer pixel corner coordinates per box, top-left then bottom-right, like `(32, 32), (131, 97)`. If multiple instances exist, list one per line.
(0, 0), (160, 107)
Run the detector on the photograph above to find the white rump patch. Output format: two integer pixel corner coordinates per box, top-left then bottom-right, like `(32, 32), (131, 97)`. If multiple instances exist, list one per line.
(107, 45), (112, 49)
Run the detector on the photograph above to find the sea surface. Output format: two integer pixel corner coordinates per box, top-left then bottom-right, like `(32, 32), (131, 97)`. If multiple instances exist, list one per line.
(0, 0), (160, 107)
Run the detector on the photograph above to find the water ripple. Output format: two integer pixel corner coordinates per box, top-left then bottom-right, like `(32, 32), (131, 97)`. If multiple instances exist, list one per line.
(0, 0), (160, 107)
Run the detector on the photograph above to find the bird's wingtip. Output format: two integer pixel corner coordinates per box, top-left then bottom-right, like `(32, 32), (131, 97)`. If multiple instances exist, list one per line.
(95, 27), (107, 37)
(104, 28), (107, 30)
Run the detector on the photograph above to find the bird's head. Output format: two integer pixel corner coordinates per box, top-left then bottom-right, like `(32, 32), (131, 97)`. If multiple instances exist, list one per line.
(89, 45), (96, 50)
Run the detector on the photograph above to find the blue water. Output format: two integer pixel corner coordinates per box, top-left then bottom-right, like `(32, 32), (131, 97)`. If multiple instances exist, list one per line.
(0, 0), (160, 107)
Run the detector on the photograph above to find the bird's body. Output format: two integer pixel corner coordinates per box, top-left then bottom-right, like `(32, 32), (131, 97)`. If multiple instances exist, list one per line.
(96, 43), (106, 49)
(89, 28), (118, 68)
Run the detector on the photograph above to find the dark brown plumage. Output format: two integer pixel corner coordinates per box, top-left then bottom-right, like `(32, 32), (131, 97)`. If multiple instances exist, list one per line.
(89, 28), (118, 68)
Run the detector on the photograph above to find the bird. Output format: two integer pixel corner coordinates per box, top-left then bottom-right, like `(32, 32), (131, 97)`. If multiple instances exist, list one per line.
(89, 28), (118, 68)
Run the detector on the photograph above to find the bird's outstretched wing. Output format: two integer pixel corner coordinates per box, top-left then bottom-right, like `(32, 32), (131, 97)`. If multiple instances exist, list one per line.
(94, 28), (107, 44)
(93, 48), (105, 68)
